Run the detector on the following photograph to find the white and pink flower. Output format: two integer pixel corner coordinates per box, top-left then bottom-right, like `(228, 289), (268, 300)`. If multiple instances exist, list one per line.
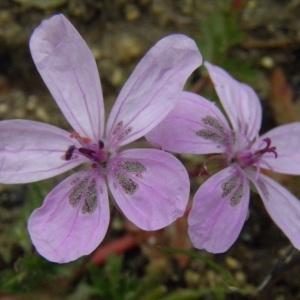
(0, 15), (202, 262)
(147, 62), (300, 253)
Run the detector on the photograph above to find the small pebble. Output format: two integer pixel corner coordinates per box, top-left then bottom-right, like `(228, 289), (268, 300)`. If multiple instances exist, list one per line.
(225, 256), (241, 270)
(91, 46), (104, 60)
(235, 271), (246, 284)
(35, 106), (50, 122)
(0, 103), (8, 114)
(115, 34), (144, 62)
(15, 109), (25, 119)
(26, 95), (38, 111)
(185, 270), (200, 287)
(110, 68), (124, 87)
(261, 56), (275, 69)
(125, 4), (140, 21)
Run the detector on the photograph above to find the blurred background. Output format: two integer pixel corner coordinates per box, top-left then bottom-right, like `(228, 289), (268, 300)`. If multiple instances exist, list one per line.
(1, 0), (300, 299)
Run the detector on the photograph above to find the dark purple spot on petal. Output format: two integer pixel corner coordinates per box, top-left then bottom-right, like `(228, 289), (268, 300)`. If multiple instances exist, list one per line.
(117, 127), (132, 141)
(221, 175), (238, 198)
(230, 184), (244, 206)
(71, 177), (80, 185)
(82, 178), (97, 214)
(115, 170), (138, 195)
(64, 145), (76, 160)
(112, 121), (123, 135)
(202, 116), (225, 133)
(196, 129), (226, 144)
(119, 161), (146, 173)
(69, 177), (89, 207)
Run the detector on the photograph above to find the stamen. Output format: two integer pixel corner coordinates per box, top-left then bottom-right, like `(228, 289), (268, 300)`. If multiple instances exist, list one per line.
(81, 137), (91, 143)
(78, 148), (95, 156)
(70, 131), (91, 143)
(65, 132), (107, 165)
(64, 145), (76, 160)
(99, 140), (105, 149)
(70, 131), (80, 139)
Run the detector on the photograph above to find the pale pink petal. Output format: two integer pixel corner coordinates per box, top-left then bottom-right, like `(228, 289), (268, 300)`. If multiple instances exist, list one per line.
(249, 171), (300, 249)
(106, 35), (202, 148)
(146, 91), (232, 154)
(30, 14), (104, 141)
(188, 166), (250, 253)
(205, 62), (262, 141)
(107, 149), (189, 230)
(259, 123), (300, 175)
(28, 170), (109, 263)
(0, 120), (86, 184)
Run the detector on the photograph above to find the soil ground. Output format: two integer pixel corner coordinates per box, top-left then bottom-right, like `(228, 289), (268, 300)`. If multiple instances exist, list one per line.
(1, 1), (300, 299)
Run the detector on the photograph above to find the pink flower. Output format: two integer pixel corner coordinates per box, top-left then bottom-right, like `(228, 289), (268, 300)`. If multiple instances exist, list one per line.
(147, 62), (300, 253)
(0, 15), (202, 262)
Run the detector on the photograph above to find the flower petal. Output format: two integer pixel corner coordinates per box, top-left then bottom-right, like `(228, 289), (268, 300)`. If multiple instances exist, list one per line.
(188, 166), (250, 253)
(146, 91), (231, 154)
(249, 171), (300, 249)
(28, 170), (109, 263)
(0, 120), (86, 184)
(30, 14), (104, 141)
(205, 62), (262, 141)
(107, 149), (189, 230)
(106, 34), (202, 148)
(259, 123), (300, 175)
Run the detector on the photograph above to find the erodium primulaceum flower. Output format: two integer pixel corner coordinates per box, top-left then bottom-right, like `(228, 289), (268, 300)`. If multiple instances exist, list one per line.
(0, 14), (202, 263)
(147, 62), (300, 253)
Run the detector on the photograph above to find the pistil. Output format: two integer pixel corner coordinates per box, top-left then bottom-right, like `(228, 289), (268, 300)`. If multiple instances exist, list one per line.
(63, 132), (108, 164)
(234, 137), (278, 168)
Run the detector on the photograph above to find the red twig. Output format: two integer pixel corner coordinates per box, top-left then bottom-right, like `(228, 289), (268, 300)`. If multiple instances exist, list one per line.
(91, 232), (155, 265)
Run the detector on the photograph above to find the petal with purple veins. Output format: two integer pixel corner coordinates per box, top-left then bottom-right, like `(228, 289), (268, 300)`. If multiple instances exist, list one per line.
(259, 122), (300, 175)
(146, 91), (232, 154)
(205, 62), (261, 141)
(249, 171), (300, 250)
(0, 120), (86, 184)
(107, 148), (189, 230)
(106, 34), (202, 148)
(188, 166), (250, 253)
(30, 14), (105, 141)
(28, 169), (109, 263)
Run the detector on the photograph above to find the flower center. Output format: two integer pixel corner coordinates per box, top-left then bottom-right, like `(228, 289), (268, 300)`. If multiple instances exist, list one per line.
(233, 137), (277, 168)
(63, 131), (108, 165)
